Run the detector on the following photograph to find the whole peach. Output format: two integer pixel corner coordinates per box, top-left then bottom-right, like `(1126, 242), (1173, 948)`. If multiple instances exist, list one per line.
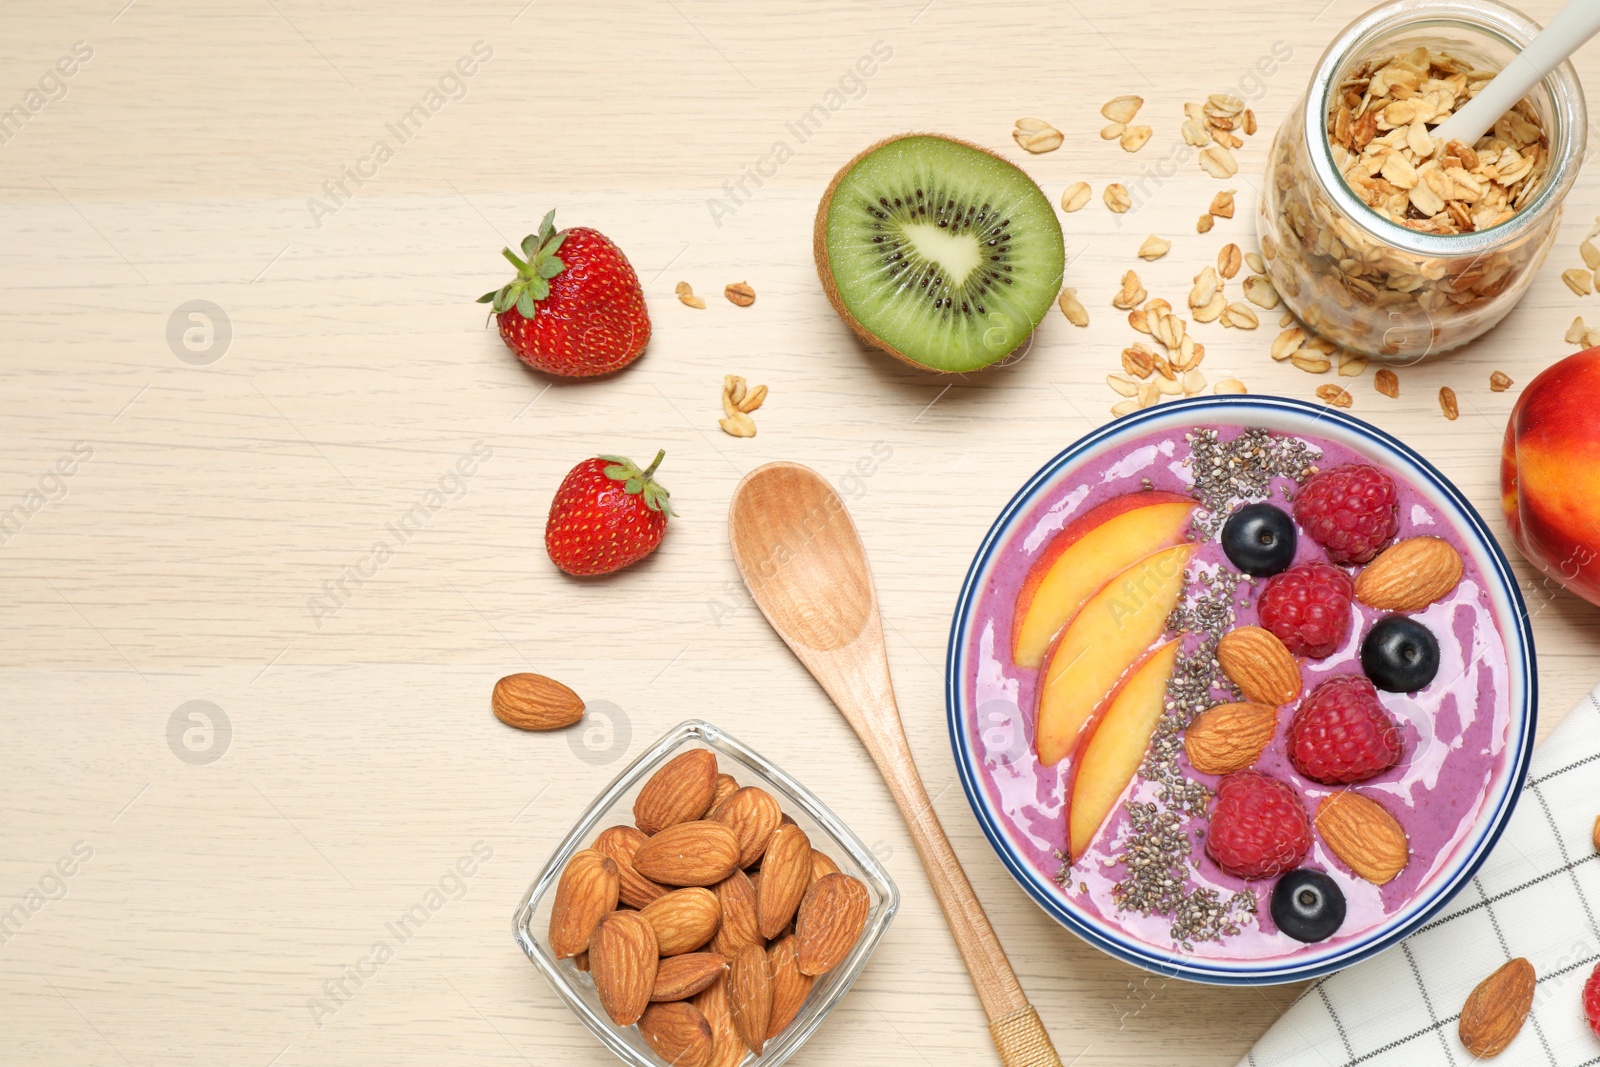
(1501, 349), (1600, 606)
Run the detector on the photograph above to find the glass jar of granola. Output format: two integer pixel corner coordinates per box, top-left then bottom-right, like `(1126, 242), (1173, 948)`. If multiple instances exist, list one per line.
(1258, 0), (1586, 360)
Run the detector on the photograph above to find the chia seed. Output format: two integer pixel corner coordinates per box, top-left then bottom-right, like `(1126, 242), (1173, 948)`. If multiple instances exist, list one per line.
(1185, 427), (1321, 537)
(1089, 428), (1316, 946)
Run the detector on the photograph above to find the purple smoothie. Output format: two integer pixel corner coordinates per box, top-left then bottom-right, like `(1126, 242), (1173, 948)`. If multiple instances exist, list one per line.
(963, 424), (1509, 961)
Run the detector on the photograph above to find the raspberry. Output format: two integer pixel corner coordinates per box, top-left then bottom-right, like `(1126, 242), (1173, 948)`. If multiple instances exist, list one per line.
(1257, 561), (1356, 659)
(1584, 963), (1600, 1038)
(1293, 464), (1400, 564)
(1287, 675), (1404, 785)
(1205, 771), (1312, 880)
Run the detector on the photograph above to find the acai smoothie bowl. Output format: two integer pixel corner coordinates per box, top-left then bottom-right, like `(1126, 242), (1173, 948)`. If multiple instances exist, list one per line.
(946, 395), (1535, 984)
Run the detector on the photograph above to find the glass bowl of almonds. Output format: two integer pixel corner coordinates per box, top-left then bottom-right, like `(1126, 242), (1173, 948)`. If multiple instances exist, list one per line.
(514, 719), (899, 1067)
(1258, 0), (1586, 360)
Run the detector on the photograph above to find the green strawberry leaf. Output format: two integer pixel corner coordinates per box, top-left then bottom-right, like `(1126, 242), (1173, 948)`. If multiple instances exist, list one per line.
(520, 233), (542, 260)
(493, 286), (516, 313)
(603, 463), (635, 481)
(623, 478), (643, 494)
(528, 276), (550, 301)
(476, 289), (497, 304)
(537, 257), (565, 280)
(515, 290), (536, 318)
(537, 209), (557, 247)
(545, 233), (567, 256)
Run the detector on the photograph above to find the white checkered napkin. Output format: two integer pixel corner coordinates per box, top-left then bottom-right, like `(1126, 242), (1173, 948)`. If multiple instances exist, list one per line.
(1244, 685), (1600, 1067)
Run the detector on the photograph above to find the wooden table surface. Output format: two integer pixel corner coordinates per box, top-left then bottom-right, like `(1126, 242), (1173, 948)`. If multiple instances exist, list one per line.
(4, 1), (1599, 1063)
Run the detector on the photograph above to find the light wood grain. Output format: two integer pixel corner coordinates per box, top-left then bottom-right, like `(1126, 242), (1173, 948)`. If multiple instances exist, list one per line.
(2, 0), (1599, 1064)
(730, 462), (1061, 1065)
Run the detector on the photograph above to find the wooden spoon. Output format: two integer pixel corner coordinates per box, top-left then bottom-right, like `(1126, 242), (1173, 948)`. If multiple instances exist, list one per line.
(729, 461), (1064, 1067)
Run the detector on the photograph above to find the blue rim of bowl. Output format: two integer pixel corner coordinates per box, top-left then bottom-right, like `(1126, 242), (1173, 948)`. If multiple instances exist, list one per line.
(944, 395), (1537, 984)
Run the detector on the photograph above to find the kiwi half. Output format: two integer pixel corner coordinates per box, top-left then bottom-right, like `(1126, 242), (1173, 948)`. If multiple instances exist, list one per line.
(814, 133), (1065, 374)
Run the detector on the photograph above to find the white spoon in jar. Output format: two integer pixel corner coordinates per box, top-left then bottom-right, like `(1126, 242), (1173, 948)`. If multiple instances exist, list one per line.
(1428, 0), (1600, 151)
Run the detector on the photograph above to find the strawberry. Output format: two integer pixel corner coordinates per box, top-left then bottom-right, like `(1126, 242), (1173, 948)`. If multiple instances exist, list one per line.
(478, 210), (650, 378)
(545, 451), (674, 576)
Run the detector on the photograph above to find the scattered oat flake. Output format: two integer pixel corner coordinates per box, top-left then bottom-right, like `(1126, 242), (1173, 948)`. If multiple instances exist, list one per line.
(1243, 275), (1281, 310)
(1199, 146), (1238, 178)
(1138, 235), (1172, 261)
(1279, 310), (1295, 328)
(1061, 182), (1092, 213)
(1567, 316), (1589, 344)
(1218, 244), (1243, 279)
(1564, 268), (1594, 296)
(675, 281), (705, 309)
(1111, 398), (1140, 418)
(1107, 373), (1140, 397)
(1584, 241), (1600, 271)
(1013, 119), (1063, 153)
(1375, 368), (1400, 398)
(737, 383), (768, 413)
(1058, 288), (1090, 327)
(1197, 213), (1215, 233)
(1121, 125), (1154, 153)
(1210, 190), (1237, 219)
(725, 281), (756, 307)
(1214, 378), (1247, 394)
(1100, 122), (1126, 141)
(1337, 352), (1368, 377)
(1223, 302), (1259, 329)
(1317, 384), (1353, 408)
(1122, 344), (1156, 378)
(1292, 352), (1332, 374)
(1105, 184), (1133, 213)
(1102, 95), (1144, 123)
(1271, 327), (1306, 361)
(1243, 108), (1258, 136)
(1490, 370), (1513, 392)
(1246, 252), (1267, 275)
(1439, 385), (1460, 420)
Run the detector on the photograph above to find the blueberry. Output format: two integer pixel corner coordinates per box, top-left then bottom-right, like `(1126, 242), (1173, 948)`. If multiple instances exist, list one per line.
(1271, 869), (1346, 943)
(1221, 503), (1298, 576)
(1361, 615), (1440, 692)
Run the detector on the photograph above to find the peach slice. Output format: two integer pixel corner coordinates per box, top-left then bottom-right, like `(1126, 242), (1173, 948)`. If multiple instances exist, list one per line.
(1011, 493), (1195, 669)
(1035, 541), (1195, 767)
(1064, 639), (1180, 862)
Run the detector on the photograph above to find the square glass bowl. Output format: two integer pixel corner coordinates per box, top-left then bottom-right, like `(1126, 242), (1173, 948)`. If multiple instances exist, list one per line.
(514, 719), (900, 1066)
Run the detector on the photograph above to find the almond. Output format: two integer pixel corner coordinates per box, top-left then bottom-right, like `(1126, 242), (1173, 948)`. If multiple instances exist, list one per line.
(491, 672), (584, 730)
(711, 869), (761, 957)
(795, 872), (870, 976)
(639, 1002), (715, 1067)
(651, 952), (729, 1002)
(711, 786), (784, 869)
(589, 910), (659, 1026)
(755, 822), (812, 938)
(1458, 957), (1535, 1058)
(708, 773), (739, 814)
(593, 825), (669, 910)
(1183, 702), (1278, 775)
(547, 849), (619, 959)
(1315, 791), (1409, 885)
(809, 848), (841, 887)
(728, 942), (774, 1055)
(635, 749), (719, 835)
(634, 821), (741, 887)
(767, 933), (814, 1039)
(1216, 626), (1302, 705)
(692, 975), (744, 1067)
(1354, 537), (1464, 612)
(640, 887), (722, 956)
